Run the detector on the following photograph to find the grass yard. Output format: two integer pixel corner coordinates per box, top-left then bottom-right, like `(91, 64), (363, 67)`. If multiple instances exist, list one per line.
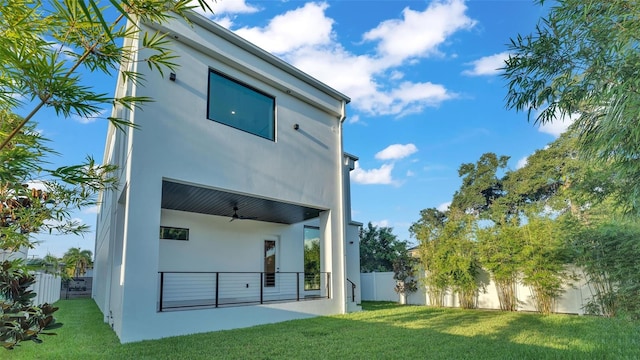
(8, 299), (640, 359)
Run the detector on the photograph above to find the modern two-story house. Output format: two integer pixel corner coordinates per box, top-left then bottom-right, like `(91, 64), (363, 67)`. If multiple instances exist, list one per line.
(92, 11), (362, 343)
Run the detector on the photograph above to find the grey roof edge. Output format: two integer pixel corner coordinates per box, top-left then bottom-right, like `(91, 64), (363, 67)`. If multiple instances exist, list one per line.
(343, 152), (359, 162)
(159, 11), (351, 104)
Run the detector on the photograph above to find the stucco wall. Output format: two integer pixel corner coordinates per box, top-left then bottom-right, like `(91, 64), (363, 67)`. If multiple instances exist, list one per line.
(159, 209), (315, 273)
(94, 13), (352, 343)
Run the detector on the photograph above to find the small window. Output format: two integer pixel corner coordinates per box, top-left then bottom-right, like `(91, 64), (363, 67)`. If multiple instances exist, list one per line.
(207, 69), (275, 140)
(160, 226), (189, 241)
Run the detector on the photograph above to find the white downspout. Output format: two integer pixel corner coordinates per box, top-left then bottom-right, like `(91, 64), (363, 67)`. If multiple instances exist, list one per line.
(338, 100), (348, 314)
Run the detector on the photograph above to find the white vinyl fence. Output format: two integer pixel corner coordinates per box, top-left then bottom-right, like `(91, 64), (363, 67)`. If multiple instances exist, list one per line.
(361, 272), (397, 302)
(29, 272), (62, 305)
(1, 249), (62, 305)
(361, 268), (595, 315)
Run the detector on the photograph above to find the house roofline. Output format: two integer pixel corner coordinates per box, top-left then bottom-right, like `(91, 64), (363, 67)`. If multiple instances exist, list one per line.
(343, 152), (359, 162)
(179, 12), (351, 105)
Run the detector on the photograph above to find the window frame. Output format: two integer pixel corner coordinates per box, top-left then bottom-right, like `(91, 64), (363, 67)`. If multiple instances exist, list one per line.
(303, 226), (321, 291)
(206, 68), (276, 141)
(159, 226), (189, 241)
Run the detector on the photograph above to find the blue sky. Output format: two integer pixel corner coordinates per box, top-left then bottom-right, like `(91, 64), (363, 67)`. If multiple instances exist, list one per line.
(28, 0), (571, 258)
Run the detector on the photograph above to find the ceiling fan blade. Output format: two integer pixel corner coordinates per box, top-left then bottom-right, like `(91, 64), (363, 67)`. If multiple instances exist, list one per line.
(229, 206), (258, 221)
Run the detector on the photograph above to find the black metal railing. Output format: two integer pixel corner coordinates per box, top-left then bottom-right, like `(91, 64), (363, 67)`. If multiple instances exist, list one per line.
(158, 271), (331, 312)
(346, 278), (356, 302)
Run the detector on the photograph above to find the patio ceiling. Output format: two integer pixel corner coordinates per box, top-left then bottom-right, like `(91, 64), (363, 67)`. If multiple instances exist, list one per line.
(161, 180), (324, 224)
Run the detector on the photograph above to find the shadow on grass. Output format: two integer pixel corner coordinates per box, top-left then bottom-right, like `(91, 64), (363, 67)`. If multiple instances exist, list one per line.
(7, 299), (640, 360)
(360, 301), (399, 311)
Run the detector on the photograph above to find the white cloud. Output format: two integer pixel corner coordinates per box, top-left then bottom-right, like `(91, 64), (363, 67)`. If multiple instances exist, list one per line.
(516, 156), (528, 169)
(44, 217), (85, 228)
(389, 70), (404, 81)
(437, 201), (451, 212)
(212, 16), (234, 29)
(406, 170), (415, 177)
(350, 162), (395, 185)
(72, 108), (109, 124)
(44, 40), (76, 61)
(229, 1), (470, 117)
(363, 0), (476, 63)
(462, 51), (510, 76)
(375, 143), (418, 161)
(83, 206), (99, 215)
(347, 114), (362, 125)
(363, 81), (454, 117)
(235, 2), (333, 54)
(537, 116), (576, 137)
(372, 219), (390, 228)
(192, 0), (259, 16)
(536, 108), (579, 137)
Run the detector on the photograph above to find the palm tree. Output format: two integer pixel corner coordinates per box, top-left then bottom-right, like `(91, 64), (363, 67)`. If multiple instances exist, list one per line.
(62, 248), (93, 278)
(27, 253), (65, 276)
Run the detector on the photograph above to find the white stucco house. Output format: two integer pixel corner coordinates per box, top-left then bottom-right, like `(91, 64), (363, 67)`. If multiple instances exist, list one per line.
(92, 11), (362, 343)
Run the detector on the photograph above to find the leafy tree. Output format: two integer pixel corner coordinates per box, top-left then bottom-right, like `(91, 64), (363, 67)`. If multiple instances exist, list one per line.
(1, 0), (214, 349)
(520, 212), (571, 315)
(411, 209), (481, 309)
(0, 112), (114, 253)
(439, 210), (481, 309)
(27, 254), (65, 277)
(476, 219), (522, 311)
(570, 219), (640, 319)
(451, 153), (510, 219)
(503, 0), (640, 214)
(0, 111), (114, 349)
(303, 239), (320, 290)
(502, 134), (578, 212)
(409, 208), (446, 243)
(410, 208), (448, 306)
(392, 250), (418, 299)
(62, 248), (93, 278)
(501, 131), (619, 221)
(0, 260), (62, 350)
(359, 222), (408, 273)
(0, 0), (212, 149)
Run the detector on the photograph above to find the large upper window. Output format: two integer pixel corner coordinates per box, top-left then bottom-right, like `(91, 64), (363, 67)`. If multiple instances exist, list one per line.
(207, 69), (275, 140)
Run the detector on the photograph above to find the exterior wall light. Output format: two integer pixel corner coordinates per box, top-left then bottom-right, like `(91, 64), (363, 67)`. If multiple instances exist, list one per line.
(169, 73), (176, 81)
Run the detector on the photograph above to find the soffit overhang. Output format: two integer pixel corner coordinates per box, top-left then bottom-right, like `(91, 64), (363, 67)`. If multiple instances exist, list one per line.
(161, 180), (323, 224)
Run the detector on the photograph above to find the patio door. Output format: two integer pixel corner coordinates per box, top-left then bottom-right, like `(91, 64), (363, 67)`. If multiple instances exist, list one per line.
(263, 239), (278, 288)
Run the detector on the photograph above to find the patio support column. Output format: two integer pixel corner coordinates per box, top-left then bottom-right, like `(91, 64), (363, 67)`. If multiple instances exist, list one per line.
(319, 210), (332, 300)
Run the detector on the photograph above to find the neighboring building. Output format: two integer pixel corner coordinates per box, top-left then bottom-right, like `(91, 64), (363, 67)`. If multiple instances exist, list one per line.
(407, 245), (421, 259)
(93, 12), (361, 343)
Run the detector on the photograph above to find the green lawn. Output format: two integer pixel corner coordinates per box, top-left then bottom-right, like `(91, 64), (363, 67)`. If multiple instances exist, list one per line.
(8, 299), (640, 359)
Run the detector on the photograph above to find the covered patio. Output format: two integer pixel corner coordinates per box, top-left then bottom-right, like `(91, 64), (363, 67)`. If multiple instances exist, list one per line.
(158, 179), (331, 311)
